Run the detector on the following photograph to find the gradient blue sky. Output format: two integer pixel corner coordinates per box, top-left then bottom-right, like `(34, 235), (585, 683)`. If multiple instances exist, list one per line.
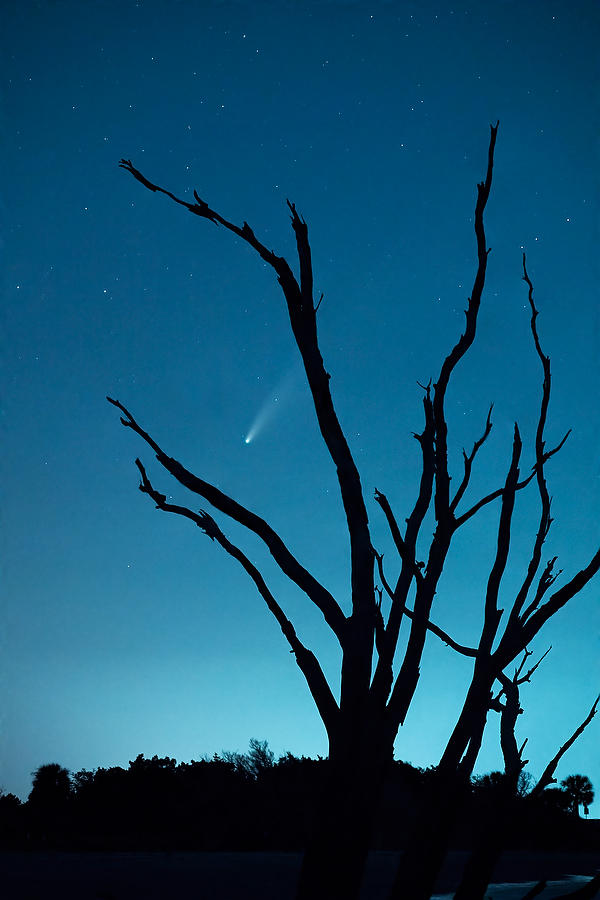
(2, 0), (599, 811)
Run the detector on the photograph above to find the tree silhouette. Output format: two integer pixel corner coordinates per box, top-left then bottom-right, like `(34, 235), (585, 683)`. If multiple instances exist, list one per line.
(560, 774), (594, 817)
(0, 789), (23, 846)
(28, 763), (72, 809)
(236, 738), (275, 780)
(110, 124), (600, 900)
(453, 654), (598, 900)
(27, 763), (72, 843)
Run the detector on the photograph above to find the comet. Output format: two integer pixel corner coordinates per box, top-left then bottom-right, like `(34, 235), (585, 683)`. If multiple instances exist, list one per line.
(243, 363), (302, 445)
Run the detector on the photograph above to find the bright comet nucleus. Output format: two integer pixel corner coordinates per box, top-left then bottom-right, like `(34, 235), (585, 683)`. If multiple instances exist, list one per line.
(242, 363), (303, 446)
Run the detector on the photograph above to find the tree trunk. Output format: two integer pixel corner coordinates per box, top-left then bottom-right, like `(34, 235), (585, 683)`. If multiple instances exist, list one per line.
(454, 775), (520, 900)
(386, 673), (496, 899)
(386, 770), (470, 900)
(295, 735), (392, 900)
(454, 840), (504, 900)
(295, 789), (373, 900)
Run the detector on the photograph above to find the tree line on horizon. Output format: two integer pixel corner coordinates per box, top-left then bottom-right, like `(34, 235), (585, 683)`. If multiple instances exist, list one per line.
(0, 740), (595, 852)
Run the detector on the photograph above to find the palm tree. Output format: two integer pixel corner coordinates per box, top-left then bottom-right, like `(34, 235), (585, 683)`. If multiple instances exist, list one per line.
(560, 774), (594, 817)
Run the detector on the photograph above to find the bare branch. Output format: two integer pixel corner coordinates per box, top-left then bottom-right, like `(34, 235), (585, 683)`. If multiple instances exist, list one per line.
(450, 403), (493, 514)
(281, 238), (374, 630)
(374, 489), (424, 587)
(418, 616), (478, 658)
(501, 256), (561, 642)
(439, 428), (525, 776)
(478, 424), (522, 656)
(492, 646), (550, 704)
(514, 645), (551, 685)
(378, 384), (434, 612)
(119, 161), (374, 633)
(119, 159), (291, 274)
(287, 199), (313, 304)
(454, 429), (569, 532)
(107, 397), (346, 641)
(450, 243), (571, 540)
(520, 557), (561, 622)
(370, 387), (435, 707)
(530, 694), (599, 797)
(455, 470), (533, 528)
(134, 458), (339, 734)
(513, 647), (534, 683)
(453, 427), (568, 530)
(374, 551), (396, 604)
(432, 121), (498, 524)
(374, 552), (477, 658)
(516, 543), (600, 652)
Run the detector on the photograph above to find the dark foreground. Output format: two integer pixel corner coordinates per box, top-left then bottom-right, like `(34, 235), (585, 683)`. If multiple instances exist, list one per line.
(1, 849), (598, 899)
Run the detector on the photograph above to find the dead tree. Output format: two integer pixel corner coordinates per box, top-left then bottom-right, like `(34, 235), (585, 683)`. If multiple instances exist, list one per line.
(384, 251), (598, 900)
(453, 647), (598, 900)
(109, 124), (600, 900)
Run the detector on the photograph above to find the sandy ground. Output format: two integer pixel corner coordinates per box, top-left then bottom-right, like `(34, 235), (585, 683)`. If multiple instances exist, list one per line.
(0, 849), (598, 899)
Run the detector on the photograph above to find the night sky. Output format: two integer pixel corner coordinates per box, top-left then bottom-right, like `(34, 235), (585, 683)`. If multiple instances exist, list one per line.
(3, 1), (599, 811)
